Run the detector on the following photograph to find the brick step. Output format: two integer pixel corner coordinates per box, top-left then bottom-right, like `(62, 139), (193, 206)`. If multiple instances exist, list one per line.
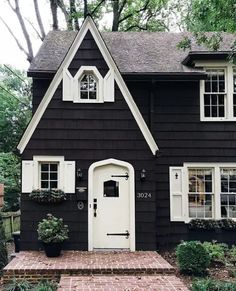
(3, 251), (175, 283)
(58, 275), (189, 291)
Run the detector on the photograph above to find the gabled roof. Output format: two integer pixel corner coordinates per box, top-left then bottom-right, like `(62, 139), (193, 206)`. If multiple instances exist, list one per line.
(28, 31), (235, 75)
(18, 17), (159, 155)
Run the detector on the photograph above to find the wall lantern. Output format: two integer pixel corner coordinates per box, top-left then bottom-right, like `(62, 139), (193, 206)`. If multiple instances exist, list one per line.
(140, 169), (146, 181)
(77, 168), (83, 180)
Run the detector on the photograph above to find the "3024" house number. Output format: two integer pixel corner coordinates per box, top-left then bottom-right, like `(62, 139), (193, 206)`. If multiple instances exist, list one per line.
(136, 192), (152, 199)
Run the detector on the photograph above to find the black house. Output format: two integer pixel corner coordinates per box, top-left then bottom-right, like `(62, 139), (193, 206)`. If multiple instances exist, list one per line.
(18, 17), (236, 251)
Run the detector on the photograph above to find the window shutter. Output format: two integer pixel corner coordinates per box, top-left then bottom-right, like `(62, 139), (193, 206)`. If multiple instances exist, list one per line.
(169, 167), (185, 222)
(63, 69), (73, 101)
(22, 161), (34, 193)
(104, 69), (114, 102)
(64, 161), (75, 193)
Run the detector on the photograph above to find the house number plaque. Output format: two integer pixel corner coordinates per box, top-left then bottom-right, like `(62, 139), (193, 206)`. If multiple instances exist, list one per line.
(136, 192), (152, 199)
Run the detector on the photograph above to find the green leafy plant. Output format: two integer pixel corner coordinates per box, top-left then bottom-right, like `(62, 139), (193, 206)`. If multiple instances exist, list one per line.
(37, 214), (69, 244)
(0, 212), (8, 274)
(202, 241), (228, 265)
(189, 219), (236, 230)
(33, 279), (58, 291)
(29, 189), (66, 204)
(191, 278), (236, 291)
(176, 241), (210, 275)
(4, 278), (32, 291)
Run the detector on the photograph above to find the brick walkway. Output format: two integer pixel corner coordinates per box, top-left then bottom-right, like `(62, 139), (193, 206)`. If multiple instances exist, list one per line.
(3, 251), (189, 290)
(58, 275), (189, 291)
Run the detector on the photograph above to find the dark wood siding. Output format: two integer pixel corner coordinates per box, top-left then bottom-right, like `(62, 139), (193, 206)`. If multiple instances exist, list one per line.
(150, 80), (236, 248)
(21, 33), (156, 251)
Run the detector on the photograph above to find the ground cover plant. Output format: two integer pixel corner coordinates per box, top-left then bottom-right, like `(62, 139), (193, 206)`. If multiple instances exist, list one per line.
(3, 279), (58, 291)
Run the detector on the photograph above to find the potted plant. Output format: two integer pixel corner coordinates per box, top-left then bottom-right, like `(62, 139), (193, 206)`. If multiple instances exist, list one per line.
(37, 214), (69, 257)
(29, 189), (66, 204)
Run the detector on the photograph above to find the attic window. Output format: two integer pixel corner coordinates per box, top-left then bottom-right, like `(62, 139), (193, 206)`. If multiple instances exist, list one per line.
(80, 73), (97, 100)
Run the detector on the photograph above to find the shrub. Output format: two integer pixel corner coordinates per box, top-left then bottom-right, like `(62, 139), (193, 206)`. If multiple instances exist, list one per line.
(202, 241), (228, 264)
(4, 278), (32, 291)
(176, 241), (210, 275)
(0, 212), (8, 274)
(229, 245), (236, 261)
(29, 189), (66, 204)
(34, 280), (58, 291)
(191, 278), (236, 291)
(37, 214), (69, 244)
(189, 219), (236, 230)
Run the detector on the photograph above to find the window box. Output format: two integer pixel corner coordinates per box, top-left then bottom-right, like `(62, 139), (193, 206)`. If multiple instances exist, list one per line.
(29, 189), (66, 204)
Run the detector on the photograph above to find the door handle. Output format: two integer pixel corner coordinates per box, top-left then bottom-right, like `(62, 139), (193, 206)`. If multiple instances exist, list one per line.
(93, 198), (97, 217)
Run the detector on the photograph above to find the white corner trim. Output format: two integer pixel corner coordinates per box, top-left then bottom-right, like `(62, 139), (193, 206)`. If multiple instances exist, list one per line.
(73, 66), (103, 103)
(88, 158), (135, 251)
(17, 16), (158, 155)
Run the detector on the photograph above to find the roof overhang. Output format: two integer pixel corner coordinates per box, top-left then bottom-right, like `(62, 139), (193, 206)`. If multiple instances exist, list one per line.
(182, 51), (233, 66)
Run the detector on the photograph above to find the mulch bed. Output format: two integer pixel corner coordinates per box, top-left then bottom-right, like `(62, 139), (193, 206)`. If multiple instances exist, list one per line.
(160, 249), (236, 289)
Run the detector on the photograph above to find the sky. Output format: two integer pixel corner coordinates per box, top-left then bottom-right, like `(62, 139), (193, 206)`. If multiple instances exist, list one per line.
(0, 0), (56, 70)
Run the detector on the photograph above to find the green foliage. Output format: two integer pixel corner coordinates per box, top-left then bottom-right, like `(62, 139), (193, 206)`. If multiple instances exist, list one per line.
(189, 219), (236, 230)
(0, 65), (31, 152)
(191, 278), (236, 291)
(37, 214), (69, 244)
(29, 189), (66, 204)
(0, 211), (8, 274)
(0, 152), (20, 211)
(202, 241), (228, 264)
(185, 0), (236, 33)
(4, 278), (33, 291)
(229, 245), (236, 261)
(176, 241), (210, 275)
(33, 280), (57, 291)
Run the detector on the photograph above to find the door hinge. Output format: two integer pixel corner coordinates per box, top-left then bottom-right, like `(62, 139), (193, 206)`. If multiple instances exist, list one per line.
(107, 230), (130, 239)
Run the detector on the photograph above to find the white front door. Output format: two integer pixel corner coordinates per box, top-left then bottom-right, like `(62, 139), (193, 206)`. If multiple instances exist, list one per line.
(89, 159), (135, 250)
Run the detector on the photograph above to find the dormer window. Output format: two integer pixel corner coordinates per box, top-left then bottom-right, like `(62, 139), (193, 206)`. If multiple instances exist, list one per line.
(80, 73), (97, 100)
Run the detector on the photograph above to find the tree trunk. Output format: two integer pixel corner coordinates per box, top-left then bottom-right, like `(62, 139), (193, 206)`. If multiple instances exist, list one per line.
(33, 0), (46, 39)
(49, 0), (58, 30)
(84, 0), (88, 19)
(70, 0), (79, 30)
(112, 0), (119, 31)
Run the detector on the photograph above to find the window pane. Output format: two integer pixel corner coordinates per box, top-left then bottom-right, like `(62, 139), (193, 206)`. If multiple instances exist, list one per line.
(50, 181), (58, 189)
(41, 164), (49, 171)
(41, 181), (48, 189)
(104, 180), (119, 197)
(50, 164), (58, 171)
(204, 106), (210, 117)
(81, 91), (88, 99)
(89, 91), (96, 100)
(50, 173), (58, 180)
(41, 173), (48, 180)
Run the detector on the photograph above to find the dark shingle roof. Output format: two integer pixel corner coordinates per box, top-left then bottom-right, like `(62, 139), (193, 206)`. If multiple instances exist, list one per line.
(29, 31), (235, 74)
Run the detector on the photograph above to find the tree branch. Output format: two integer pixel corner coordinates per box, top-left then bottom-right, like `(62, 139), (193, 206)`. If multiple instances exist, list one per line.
(7, 0), (34, 62)
(0, 15), (29, 59)
(90, 0), (106, 16)
(118, 0), (150, 24)
(24, 17), (43, 41)
(33, 0), (46, 40)
(57, 0), (72, 30)
(118, 0), (127, 15)
(49, 0), (58, 30)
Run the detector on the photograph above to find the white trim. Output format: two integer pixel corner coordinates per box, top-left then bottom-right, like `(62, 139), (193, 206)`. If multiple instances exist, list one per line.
(17, 16), (158, 155)
(88, 158), (135, 251)
(33, 156), (64, 190)
(73, 66), (103, 103)
(182, 162), (236, 222)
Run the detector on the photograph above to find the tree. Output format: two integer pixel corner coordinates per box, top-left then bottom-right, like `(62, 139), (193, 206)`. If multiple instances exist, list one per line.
(0, 65), (31, 152)
(0, 0), (170, 64)
(185, 0), (236, 33)
(0, 65), (31, 211)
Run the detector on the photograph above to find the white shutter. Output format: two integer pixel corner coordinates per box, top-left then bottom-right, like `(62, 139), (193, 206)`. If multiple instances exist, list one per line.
(104, 69), (114, 102)
(169, 167), (185, 221)
(64, 161), (75, 193)
(63, 69), (73, 101)
(22, 160), (34, 193)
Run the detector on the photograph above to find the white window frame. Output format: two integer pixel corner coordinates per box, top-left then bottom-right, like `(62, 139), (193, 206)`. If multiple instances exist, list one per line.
(197, 61), (235, 121)
(33, 156), (64, 190)
(74, 66), (104, 103)
(183, 163), (236, 222)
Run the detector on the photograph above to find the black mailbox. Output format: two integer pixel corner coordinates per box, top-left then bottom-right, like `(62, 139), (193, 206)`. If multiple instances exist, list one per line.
(76, 187), (88, 201)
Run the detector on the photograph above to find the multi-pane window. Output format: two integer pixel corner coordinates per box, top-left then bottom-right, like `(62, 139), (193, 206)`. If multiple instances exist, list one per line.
(80, 74), (97, 100)
(220, 169), (236, 218)
(233, 69), (236, 117)
(204, 69), (226, 118)
(40, 163), (58, 189)
(188, 169), (213, 218)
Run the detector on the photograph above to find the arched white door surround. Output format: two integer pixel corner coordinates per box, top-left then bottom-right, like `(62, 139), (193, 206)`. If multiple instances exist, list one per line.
(88, 158), (135, 251)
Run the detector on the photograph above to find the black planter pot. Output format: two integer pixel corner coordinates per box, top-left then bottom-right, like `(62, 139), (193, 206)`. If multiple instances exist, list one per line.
(43, 242), (62, 257)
